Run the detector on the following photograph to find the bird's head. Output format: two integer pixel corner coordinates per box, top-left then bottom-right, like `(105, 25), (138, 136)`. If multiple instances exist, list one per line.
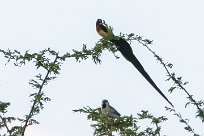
(96, 19), (103, 26)
(102, 99), (109, 108)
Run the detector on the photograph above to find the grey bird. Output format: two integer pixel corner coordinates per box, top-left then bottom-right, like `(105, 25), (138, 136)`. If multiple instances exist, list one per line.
(101, 99), (121, 118)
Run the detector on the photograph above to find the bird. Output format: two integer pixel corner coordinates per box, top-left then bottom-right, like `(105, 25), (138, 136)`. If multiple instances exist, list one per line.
(101, 99), (121, 118)
(96, 19), (174, 108)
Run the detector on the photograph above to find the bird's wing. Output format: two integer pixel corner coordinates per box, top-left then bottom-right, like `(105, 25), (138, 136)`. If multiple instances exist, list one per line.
(109, 105), (121, 117)
(99, 24), (108, 33)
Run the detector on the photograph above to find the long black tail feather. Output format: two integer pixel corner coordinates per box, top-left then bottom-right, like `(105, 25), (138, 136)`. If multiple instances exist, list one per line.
(111, 38), (174, 107)
(130, 56), (174, 108)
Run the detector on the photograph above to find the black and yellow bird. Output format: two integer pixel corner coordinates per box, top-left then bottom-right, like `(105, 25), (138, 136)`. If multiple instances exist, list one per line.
(96, 19), (174, 107)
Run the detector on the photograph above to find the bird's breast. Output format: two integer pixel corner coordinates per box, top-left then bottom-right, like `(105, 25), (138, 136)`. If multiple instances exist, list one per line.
(96, 27), (109, 38)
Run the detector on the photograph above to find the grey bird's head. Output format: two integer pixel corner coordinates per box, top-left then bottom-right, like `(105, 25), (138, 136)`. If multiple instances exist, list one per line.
(101, 99), (121, 118)
(102, 99), (109, 109)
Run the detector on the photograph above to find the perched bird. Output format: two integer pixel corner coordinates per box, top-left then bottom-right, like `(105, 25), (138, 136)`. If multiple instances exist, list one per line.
(101, 99), (121, 118)
(96, 19), (174, 108)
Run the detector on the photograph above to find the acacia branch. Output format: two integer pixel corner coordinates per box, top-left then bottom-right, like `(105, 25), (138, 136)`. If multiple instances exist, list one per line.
(21, 54), (59, 136)
(140, 41), (203, 113)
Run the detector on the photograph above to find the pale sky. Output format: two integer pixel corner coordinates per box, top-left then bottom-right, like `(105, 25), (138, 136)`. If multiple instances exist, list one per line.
(0, 0), (204, 136)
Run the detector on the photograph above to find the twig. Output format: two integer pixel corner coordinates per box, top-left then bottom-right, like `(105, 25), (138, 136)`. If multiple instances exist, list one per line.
(0, 115), (12, 135)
